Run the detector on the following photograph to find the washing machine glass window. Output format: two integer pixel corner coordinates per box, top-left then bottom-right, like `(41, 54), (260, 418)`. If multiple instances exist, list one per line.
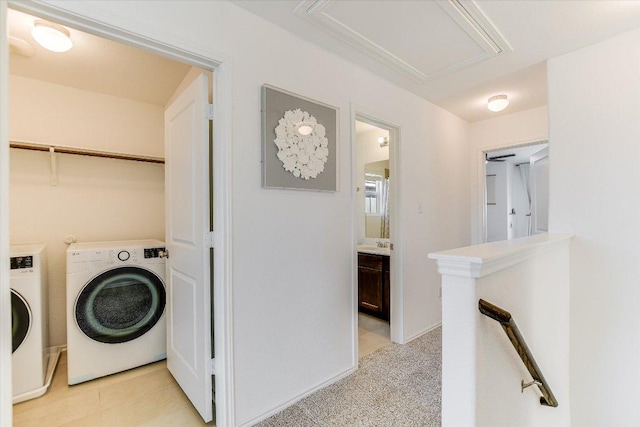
(75, 266), (166, 344)
(11, 290), (32, 353)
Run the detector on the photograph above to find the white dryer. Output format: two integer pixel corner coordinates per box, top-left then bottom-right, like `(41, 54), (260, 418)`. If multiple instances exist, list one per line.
(10, 244), (49, 400)
(66, 240), (167, 385)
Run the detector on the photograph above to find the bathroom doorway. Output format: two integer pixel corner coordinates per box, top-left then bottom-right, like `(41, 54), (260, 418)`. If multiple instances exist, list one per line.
(482, 141), (549, 243)
(353, 112), (401, 358)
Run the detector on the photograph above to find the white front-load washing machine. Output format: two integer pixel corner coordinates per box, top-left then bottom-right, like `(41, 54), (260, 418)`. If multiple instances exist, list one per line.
(66, 240), (167, 385)
(10, 244), (49, 400)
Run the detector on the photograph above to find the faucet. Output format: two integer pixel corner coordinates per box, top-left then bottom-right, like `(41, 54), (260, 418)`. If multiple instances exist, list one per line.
(377, 241), (390, 248)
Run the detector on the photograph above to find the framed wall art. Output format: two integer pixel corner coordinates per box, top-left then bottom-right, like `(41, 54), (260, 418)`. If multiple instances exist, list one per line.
(262, 84), (338, 191)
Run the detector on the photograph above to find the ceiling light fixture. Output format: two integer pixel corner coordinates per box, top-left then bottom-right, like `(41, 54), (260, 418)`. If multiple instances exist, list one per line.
(487, 94), (509, 112)
(9, 36), (34, 57)
(378, 136), (389, 147)
(31, 20), (73, 53)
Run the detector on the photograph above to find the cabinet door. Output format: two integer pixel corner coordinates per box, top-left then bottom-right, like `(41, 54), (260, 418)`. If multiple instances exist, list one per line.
(383, 269), (390, 322)
(358, 266), (383, 316)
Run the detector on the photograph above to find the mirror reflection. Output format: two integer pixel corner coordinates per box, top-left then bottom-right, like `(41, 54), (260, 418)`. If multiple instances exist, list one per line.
(355, 121), (390, 242)
(365, 160), (389, 238)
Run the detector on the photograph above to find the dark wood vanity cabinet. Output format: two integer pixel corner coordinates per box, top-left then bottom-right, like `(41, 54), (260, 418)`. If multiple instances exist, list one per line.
(358, 253), (390, 321)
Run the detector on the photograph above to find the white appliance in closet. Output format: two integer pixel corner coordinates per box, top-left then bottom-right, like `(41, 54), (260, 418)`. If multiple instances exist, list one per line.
(66, 240), (167, 385)
(10, 244), (49, 403)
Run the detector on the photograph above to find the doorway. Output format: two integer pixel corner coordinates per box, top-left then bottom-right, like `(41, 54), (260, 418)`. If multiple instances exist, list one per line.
(0, 3), (232, 426)
(353, 111), (402, 358)
(483, 141), (549, 243)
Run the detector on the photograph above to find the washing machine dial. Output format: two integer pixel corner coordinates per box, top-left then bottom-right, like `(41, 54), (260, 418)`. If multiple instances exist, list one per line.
(117, 250), (130, 261)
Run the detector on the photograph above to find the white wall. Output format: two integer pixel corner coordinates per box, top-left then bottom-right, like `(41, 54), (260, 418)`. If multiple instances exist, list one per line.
(548, 28), (640, 426)
(17, 1), (471, 424)
(430, 234), (571, 427)
(476, 241), (570, 427)
(9, 75), (165, 346)
(401, 107), (469, 342)
(485, 161), (507, 242)
(10, 75), (164, 157)
(469, 106), (548, 244)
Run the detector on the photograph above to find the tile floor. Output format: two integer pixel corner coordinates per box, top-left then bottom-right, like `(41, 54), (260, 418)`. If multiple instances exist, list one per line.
(13, 315), (392, 427)
(358, 313), (391, 358)
(13, 352), (213, 427)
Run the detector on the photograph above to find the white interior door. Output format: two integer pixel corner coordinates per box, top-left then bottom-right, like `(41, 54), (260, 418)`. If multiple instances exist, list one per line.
(164, 73), (213, 422)
(530, 147), (550, 234)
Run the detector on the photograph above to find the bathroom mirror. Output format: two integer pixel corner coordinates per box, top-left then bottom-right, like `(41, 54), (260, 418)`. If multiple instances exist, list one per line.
(355, 120), (391, 243)
(364, 160), (390, 238)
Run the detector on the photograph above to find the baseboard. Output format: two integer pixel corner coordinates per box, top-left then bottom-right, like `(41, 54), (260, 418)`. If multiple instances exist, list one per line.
(405, 321), (441, 343)
(13, 345), (62, 404)
(236, 364), (358, 427)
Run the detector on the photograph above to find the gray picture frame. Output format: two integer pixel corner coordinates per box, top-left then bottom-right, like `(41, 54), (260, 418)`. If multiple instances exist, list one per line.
(262, 84), (339, 191)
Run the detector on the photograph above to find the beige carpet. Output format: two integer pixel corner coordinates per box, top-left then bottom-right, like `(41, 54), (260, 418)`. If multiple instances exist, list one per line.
(256, 326), (442, 426)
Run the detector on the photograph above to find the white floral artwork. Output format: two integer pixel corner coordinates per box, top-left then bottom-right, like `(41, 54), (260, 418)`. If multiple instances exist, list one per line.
(274, 109), (329, 180)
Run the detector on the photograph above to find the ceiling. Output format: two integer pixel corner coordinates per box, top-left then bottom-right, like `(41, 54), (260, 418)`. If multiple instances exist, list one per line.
(8, 3), (640, 120)
(7, 9), (191, 107)
(487, 142), (548, 164)
(236, 0), (640, 122)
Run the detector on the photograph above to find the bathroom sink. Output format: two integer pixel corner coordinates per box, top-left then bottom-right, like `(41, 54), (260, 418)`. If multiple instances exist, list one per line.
(357, 245), (390, 256)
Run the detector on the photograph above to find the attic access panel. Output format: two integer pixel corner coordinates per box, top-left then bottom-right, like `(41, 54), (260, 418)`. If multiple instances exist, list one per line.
(294, 0), (511, 82)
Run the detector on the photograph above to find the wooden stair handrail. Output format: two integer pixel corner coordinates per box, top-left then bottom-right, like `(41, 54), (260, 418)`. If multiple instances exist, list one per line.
(479, 299), (558, 407)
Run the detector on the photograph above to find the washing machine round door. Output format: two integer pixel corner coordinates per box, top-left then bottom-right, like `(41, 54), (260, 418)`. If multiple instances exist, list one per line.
(11, 290), (31, 353)
(75, 266), (165, 344)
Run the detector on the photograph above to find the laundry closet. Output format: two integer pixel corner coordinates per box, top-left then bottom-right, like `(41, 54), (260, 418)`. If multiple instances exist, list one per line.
(7, 8), (211, 414)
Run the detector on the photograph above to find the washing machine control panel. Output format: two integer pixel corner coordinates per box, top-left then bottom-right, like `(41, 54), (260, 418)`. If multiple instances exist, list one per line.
(144, 247), (166, 259)
(117, 251), (130, 261)
(10, 256), (33, 270)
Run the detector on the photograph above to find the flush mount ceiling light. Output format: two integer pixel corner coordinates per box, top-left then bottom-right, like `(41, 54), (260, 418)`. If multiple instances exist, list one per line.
(487, 94), (509, 112)
(378, 136), (389, 147)
(31, 20), (73, 53)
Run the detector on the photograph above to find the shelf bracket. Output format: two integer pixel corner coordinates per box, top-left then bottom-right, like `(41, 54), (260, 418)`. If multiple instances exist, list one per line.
(49, 146), (58, 186)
